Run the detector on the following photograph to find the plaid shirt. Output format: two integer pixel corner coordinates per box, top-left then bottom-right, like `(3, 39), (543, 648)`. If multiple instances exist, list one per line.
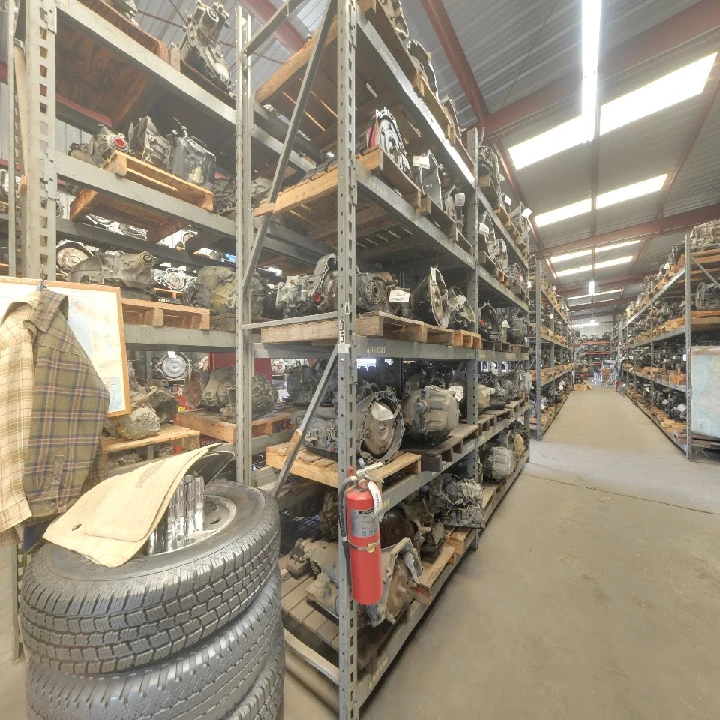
(11, 291), (109, 522)
(0, 304), (34, 541)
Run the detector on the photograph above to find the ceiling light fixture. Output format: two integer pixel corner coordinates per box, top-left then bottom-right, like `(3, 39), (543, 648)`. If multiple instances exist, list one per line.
(535, 199), (593, 227)
(601, 53), (718, 135)
(507, 52), (716, 171)
(568, 288), (622, 300)
(595, 238), (642, 253)
(581, 0), (602, 139)
(596, 175), (666, 208)
(555, 254), (634, 277)
(550, 249), (592, 264)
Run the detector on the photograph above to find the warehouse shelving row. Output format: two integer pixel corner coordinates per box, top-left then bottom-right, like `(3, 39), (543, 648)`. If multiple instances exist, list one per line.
(618, 224), (720, 460)
(236, 2), (532, 717)
(530, 257), (574, 440)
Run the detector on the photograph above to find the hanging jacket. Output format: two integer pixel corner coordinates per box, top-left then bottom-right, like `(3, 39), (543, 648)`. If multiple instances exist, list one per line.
(3, 290), (110, 526)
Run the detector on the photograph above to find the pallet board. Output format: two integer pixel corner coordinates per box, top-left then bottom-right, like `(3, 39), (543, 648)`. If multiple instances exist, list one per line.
(120, 298), (210, 330)
(101, 425), (200, 470)
(403, 424), (479, 472)
(265, 445), (421, 488)
(70, 152), (214, 243)
(175, 408), (298, 444)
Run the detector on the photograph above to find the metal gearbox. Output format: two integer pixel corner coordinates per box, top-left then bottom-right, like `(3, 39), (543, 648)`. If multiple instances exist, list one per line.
(696, 282), (720, 310)
(201, 367), (276, 420)
(402, 384), (460, 445)
(447, 287), (476, 330)
(67, 251), (155, 299)
(412, 267), (450, 327)
(176, 1), (232, 92)
(366, 108), (411, 176)
(127, 116), (173, 169)
(429, 475), (485, 529)
(69, 124), (129, 167)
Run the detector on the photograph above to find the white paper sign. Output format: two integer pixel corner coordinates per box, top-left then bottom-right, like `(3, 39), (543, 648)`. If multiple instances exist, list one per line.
(389, 289), (411, 303)
(413, 155), (431, 169)
(449, 385), (464, 401)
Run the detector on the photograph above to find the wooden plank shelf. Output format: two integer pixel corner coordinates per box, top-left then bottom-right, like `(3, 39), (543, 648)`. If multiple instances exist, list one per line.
(101, 424), (200, 471)
(450, 329), (483, 349)
(402, 423), (479, 472)
(175, 408), (299, 444)
(265, 445), (421, 488)
(260, 311), (457, 347)
(70, 152), (214, 243)
(121, 298), (211, 330)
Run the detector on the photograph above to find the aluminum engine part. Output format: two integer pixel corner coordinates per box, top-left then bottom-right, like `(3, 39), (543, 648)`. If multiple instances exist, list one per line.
(109, 406), (161, 441)
(402, 385), (460, 445)
(447, 287), (476, 330)
(412, 152), (443, 208)
(485, 229), (509, 271)
(108, 0), (138, 22)
(429, 475), (484, 529)
(168, 125), (217, 191)
(154, 267), (191, 292)
(252, 374), (278, 419)
(381, 497), (444, 558)
(183, 266), (269, 318)
(510, 203), (531, 242)
(319, 490), (340, 541)
(408, 39), (438, 95)
(689, 219), (720, 251)
(286, 363), (326, 406)
(67, 251), (155, 299)
(506, 263), (525, 289)
(411, 267), (450, 327)
(127, 116), (172, 169)
(201, 366), (235, 415)
(501, 308), (528, 345)
(484, 444), (515, 481)
(68, 124), (129, 167)
(696, 282), (720, 310)
(177, 1), (232, 92)
(367, 108), (411, 176)
(154, 352), (190, 381)
(213, 175), (270, 216)
(305, 385), (404, 463)
(478, 146), (502, 205)
(56, 241), (92, 274)
(378, 0), (408, 39)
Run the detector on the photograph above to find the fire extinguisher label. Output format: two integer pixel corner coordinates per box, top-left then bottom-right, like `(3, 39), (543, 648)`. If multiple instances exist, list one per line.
(350, 507), (377, 539)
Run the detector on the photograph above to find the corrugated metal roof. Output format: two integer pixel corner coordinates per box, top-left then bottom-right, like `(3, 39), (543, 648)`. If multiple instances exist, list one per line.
(633, 231), (686, 273)
(539, 214), (593, 249)
(595, 195), (660, 235)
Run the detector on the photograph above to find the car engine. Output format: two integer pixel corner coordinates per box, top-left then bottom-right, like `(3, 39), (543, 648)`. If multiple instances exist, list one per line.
(402, 381), (460, 445)
(67, 251), (155, 299)
(176, 1), (232, 92)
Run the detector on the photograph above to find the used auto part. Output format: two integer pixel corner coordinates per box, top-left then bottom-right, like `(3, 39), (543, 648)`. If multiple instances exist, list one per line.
(69, 124), (129, 168)
(154, 266), (191, 292)
(411, 267), (450, 327)
(367, 107), (411, 176)
(56, 240), (92, 274)
(286, 363), (323, 406)
(696, 282), (720, 310)
(252, 374), (278, 419)
(127, 116), (173, 169)
(378, 0), (408, 40)
(408, 39), (437, 95)
(380, 496), (445, 559)
(67, 251), (155, 299)
(478, 301), (502, 341)
(154, 352), (190, 381)
(402, 383), (460, 445)
(176, 1), (232, 92)
(412, 152), (443, 207)
(429, 474), (484, 529)
(168, 124), (217, 191)
(448, 287), (476, 330)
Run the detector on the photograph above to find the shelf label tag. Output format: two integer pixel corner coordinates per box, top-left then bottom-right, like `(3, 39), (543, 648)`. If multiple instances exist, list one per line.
(389, 289), (411, 303)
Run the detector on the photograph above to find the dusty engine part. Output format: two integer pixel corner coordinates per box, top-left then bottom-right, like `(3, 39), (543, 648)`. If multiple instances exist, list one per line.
(110, 406), (161, 441)
(367, 108), (411, 176)
(154, 352), (190, 381)
(483, 443), (515, 481)
(107, 452), (142, 471)
(108, 0), (137, 22)
(500, 308), (528, 345)
(305, 385), (404, 463)
(452, 370), (493, 418)
(380, 508), (416, 548)
(447, 287), (476, 330)
(168, 124), (217, 191)
(184, 266), (236, 313)
(478, 370), (510, 410)
(689, 219), (720, 251)
(408, 39), (437, 95)
(213, 175), (236, 216)
(411, 267), (450, 327)
(201, 366), (234, 415)
(510, 203), (531, 242)
(56, 240), (92, 274)
(478, 146), (502, 205)
(429, 474), (484, 529)
(696, 282), (720, 310)
(127, 116), (173, 169)
(153, 267), (191, 292)
(140, 386), (180, 425)
(506, 263), (525, 290)
(378, 0), (408, 39)
(478, 301), (501, 341)
(412, 152), (443, 207)
(442, 98), (461, 147)
(252, 374), (277, 419)
(176, 1), (232, 92)
(485, 228), (509, 271)
(276, 254), (393, 317)
(286, 363), (323, 406)
(289, 537), (421, 627)
(402, 384), (460, 445)
(381, 495), (444, 558)
(320, 490), (339, 541)
(365, 539), (422, 626)
(67, 251), (155, 299)
(69, 124), (129, 167)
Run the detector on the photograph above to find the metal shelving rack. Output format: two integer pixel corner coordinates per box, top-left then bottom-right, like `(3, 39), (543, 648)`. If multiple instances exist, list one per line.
(618, 227), (720, 460)
(531, 257), (574, 440)
(237, 2), (530, 717)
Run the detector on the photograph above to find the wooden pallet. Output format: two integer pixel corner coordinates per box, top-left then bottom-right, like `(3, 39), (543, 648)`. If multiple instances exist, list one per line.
(120, 298), (211, 330)
(260, 311), (455, 346)
(265, 445), (421, 488)
(175, 408), (298, 444)
(403, 423), (478, 472)
(101, 425), (200, 471)
(70, 152), (214, 243)
(450, 329), (483, 349)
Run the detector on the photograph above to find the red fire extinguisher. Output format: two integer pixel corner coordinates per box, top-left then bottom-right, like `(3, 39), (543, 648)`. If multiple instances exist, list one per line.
(344, 465), (383, 606)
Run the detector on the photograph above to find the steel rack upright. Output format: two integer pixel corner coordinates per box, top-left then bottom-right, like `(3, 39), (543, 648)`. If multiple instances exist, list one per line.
(236, 2), (530, 717)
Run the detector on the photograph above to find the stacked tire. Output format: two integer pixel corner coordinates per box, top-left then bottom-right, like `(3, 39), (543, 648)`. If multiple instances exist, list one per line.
(20, 483), (284, 720)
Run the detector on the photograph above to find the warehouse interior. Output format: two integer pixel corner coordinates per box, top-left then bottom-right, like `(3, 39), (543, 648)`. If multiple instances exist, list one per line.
(1, 1), (719, 719)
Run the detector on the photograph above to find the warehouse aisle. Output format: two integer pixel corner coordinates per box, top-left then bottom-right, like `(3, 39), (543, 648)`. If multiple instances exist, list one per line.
(286, 387), (720, 720)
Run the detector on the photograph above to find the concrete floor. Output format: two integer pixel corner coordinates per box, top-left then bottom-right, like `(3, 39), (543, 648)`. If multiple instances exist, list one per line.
(2, 388), (720, 719)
